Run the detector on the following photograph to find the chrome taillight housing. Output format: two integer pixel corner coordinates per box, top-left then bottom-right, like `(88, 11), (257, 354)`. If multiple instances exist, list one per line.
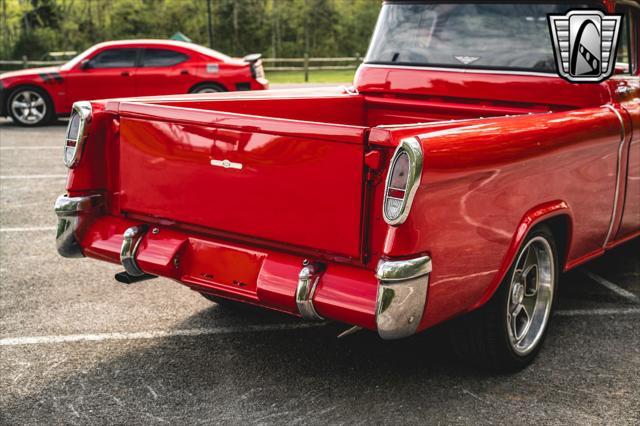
(383, 137), (423, 226)
(63, 101), (92, 168)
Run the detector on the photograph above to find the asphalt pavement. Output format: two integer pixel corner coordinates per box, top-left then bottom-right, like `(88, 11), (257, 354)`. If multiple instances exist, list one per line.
(1, 119), (639, 425)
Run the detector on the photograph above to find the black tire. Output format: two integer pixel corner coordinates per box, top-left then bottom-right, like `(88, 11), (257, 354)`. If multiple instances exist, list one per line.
(189, 83), (226, 94)
(450, 225), (559, 372)
(6, 86), (55, 127)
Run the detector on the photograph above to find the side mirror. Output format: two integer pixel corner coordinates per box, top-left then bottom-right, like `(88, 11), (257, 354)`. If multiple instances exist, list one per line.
(80, 59), (91, 70)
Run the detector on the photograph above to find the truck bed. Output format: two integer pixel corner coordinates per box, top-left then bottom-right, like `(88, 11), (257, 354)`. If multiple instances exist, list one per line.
(111, 88), (570, 262)
(128, 87), (560, 127)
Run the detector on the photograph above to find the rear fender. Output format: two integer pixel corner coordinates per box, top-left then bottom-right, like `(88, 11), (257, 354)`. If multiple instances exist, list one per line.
(470, 200), (573, 310)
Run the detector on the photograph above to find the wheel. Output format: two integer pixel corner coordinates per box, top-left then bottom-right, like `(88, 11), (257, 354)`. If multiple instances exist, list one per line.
(190, 83), (226, 94)
(450, 225), (558, 372)
(7, 86), (55, 126)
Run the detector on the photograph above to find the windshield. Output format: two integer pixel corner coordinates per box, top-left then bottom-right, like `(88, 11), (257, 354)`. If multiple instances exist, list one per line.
(366, 2), (600, 73)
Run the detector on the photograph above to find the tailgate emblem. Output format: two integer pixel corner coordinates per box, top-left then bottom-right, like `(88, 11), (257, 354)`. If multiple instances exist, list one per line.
(211, 159), (243, 170)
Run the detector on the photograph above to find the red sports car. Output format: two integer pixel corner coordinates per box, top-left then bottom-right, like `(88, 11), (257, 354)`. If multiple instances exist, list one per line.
(0, 40), (268, 126)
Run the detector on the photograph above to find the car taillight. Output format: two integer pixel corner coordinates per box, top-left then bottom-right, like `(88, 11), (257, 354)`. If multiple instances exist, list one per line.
(383, 138), (423, 226)
(63, 101), (92, 168)
(257, 63), (265, 79)
(250, 61), (265, 79)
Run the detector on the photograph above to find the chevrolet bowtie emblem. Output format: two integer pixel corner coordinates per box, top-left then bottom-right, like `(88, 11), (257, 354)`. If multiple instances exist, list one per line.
(548, 10), (622, 83)
(210, 159), (243, 170)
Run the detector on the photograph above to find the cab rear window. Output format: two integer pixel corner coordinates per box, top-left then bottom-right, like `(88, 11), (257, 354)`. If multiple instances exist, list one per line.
(366, 2), (601, 73)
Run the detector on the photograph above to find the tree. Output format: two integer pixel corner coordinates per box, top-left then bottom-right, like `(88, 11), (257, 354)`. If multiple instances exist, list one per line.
(2, 0), (381, 61)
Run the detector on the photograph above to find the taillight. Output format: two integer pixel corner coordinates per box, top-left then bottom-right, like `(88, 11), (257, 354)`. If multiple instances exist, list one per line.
(64, 101), (92, 168)
(383, 138), (423, 226)
(249, 61), (265, 79)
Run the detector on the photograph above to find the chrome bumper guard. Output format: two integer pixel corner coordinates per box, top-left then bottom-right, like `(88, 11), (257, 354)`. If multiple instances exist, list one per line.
(375, 256), (432, 340)
(54, 194), (104, 258)
(295, 261), (324, 320)
(120, 225), (148, 276)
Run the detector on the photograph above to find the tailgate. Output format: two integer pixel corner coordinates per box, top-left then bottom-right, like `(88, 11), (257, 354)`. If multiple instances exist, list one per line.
(117, 106), (368, 259)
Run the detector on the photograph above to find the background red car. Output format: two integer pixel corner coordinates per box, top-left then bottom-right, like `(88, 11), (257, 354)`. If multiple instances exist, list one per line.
(0, 40), (268, 126)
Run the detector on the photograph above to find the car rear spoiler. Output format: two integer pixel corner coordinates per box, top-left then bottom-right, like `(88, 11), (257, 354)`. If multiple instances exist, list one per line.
(242, 53), (262, 63)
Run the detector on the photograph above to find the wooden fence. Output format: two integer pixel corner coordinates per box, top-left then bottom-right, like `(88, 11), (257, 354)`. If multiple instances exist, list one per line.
(0, 58), (66, 69)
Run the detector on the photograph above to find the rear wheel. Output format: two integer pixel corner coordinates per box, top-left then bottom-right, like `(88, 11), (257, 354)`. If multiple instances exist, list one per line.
(450, 225), (558, 371)
(190, 83), (226, 94)
(7, 87), (55, 126)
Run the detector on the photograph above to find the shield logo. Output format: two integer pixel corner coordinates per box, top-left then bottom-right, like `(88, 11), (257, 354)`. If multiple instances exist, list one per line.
(548, 10), (622, 83)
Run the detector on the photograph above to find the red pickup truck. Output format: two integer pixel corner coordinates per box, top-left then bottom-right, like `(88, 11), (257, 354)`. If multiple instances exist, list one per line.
(55, 1), (639, 371)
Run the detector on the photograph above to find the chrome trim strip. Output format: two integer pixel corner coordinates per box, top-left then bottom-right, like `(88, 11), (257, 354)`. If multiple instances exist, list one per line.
(340, 85), (358, 95)
(64, 101), (92, 168)
(120, 226), (148, 277)
(602, 105), (627, 248)
(375, 256), (432, 282)
(54, 194), (104, 258)
(375, 256), (432, 340)
(54, 193), (103, 216)
(360, 63), (563, 79)
(295, 261), (324, 321)
(617, 0), (640, 9)
(382, 137), (423, 226)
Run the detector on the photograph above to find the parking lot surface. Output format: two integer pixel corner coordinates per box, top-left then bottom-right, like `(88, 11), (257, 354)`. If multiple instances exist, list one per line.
(1, 120), (639, 425)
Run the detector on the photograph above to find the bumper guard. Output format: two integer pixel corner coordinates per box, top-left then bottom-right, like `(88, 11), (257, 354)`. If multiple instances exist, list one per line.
(120, 225), (149, 276)
(54, 194), (104, 258)
(375, 256), (432, 340)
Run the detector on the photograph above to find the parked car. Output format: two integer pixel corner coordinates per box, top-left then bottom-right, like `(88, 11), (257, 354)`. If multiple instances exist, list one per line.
(54, 1), (638, 371)
(0, 40), (268, 126)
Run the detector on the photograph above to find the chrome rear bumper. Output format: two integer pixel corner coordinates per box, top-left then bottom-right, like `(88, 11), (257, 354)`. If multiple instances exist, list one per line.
(295, 254), (432, 340)
(54, 194), (104, 258)
(375, 256), (432, 340)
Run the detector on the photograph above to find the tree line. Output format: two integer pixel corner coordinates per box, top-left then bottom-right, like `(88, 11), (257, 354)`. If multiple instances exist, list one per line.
(0, 0), (381, 60)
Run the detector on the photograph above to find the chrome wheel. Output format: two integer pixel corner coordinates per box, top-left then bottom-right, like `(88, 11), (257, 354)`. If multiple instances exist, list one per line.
(10, 90), (47, 124)
(506, 236), (555, 356)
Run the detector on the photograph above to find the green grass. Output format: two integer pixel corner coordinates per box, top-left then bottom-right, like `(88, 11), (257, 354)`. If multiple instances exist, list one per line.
(266, 69), (356, 84)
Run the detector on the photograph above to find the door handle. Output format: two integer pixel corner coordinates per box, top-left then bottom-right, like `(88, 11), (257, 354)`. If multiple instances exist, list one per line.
(180, 70), (189, 76)
(121, 71), (130, 77)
